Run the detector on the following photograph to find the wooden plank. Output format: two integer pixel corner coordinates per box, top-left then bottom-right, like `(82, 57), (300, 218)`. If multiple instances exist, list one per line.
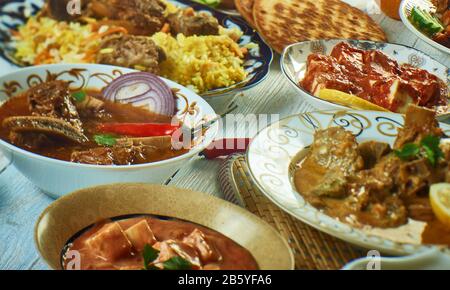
(0, 166), (52, 270)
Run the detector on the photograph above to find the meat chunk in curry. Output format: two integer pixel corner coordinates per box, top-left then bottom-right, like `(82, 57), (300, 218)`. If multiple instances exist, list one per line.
(26, 80), (83, 131)
(294, 105), (449, 228)
(295, 127), (364, 201)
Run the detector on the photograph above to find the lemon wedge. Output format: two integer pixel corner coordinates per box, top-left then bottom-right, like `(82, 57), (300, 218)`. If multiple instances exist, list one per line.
(430, 183), (450, 228)
(319, 89), (390, 112)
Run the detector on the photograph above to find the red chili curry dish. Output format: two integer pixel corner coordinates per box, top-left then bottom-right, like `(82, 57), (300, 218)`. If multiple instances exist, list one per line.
(301, 42), (448, 113)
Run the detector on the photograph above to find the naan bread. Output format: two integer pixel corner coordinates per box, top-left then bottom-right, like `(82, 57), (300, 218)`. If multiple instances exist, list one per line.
(253, 0), (387, 53)
(235, 0), (255, 27)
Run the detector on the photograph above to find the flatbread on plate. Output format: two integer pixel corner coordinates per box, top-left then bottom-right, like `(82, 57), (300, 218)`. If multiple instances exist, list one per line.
(235, 0), (255, 27)
(253, 0), (387, 53)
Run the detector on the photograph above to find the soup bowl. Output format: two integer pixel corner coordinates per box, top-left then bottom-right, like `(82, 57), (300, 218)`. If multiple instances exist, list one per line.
(0, 64), (219, 198)
(34, 183), (294, 270)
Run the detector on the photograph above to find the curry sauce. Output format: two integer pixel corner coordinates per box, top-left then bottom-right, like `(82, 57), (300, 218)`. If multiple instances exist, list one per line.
(0, 86), (188, 164)
(293, 105), (450, 246)
(63, 215), (259, 270)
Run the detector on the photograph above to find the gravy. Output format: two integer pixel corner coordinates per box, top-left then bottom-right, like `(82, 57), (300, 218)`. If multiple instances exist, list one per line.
(0, 90), (187, 164)
(63, 215), (259, 270)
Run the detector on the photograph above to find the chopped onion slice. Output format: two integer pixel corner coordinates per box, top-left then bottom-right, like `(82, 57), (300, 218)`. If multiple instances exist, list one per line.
(103, 72), (176, 116)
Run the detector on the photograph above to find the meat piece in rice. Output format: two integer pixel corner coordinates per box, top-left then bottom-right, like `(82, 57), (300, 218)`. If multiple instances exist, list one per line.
(167, 9), (219, 36)
(86, 0), (167, 35)
(96, 34), (165, 74)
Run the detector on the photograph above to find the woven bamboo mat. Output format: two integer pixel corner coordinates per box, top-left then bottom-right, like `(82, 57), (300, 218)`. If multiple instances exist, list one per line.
(218, 154), (366, 270)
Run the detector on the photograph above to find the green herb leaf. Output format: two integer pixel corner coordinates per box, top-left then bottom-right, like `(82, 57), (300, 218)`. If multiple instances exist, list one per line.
(142, 244), (160, 270)
(394, 143), (420, 160)
(421, 135), (440, 150)
(192, 0), (220, 8)
(93, 134), (117, 147)
(162, 256), (192, 270)
(422, 144), (436, 166)
(71, 91), (86, 103)
(394, 135), (444, 166)
(421, 135), (444, 166)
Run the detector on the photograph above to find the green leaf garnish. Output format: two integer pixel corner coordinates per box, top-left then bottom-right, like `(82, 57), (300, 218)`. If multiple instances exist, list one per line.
(93, 134), (117, 147)
(394, 143), (420, 160)
(71, 91), (86, 103)
(192, 0), (220, 8)
(162, 256), (192, 270)
(421, 135), (444, 166)
(394, 135), (444, 166)
(422, 144), (436, 166)
(143, 244), (160, 270)
(141, 243), (192, 270)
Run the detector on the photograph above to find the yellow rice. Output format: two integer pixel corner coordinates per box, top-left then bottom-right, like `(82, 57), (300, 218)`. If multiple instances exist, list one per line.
(151, 29), (247, 93)
(13, 16), (100, 65)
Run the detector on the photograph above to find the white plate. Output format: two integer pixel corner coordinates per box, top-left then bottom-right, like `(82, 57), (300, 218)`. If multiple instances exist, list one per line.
(400, 0), (450, 55)
(280, 39), (450, 121)
(247, 109), (450, 255)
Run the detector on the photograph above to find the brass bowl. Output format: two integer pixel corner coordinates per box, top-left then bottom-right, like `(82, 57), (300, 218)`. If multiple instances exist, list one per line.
(35, 183), (294, 270)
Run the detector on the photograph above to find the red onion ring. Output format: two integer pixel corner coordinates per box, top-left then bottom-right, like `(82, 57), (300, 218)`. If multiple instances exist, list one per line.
(103, 72), (176, 116)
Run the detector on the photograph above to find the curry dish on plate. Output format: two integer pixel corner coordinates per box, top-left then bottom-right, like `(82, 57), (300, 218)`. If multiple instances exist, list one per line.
(301, 42), (448, 114)
(294, 105), (450, 245)
(62, 215), (259, 270)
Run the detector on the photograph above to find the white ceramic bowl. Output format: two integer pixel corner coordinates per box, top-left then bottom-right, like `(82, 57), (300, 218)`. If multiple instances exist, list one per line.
(280, 39), (450, 120)
(400, 0), (450, 56)
(0, 64), (219, 198)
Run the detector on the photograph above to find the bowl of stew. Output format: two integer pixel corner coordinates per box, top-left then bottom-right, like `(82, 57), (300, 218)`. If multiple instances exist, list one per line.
(0, 64), (219, 197)
(34, 183), (294, 270)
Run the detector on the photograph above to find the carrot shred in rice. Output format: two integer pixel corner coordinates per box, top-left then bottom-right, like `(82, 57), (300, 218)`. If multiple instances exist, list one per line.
(161, 23), (170, 33)
(82, 26), (129, 45)
(34, 49), (51, 65)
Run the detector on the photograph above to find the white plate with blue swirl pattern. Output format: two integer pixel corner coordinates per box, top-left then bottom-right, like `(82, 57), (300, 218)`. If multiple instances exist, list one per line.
(247, 109), (450, 255)
(281, 39), (450, 121)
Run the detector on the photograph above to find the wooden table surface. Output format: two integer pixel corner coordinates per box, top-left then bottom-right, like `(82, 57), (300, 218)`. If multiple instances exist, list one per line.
(0, 9), (449, 270)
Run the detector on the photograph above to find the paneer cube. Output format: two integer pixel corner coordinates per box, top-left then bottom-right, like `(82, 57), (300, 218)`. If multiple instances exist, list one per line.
(153, 240), (202, 269)
(84, 222), (133, 261)
(183, 229), (222, 264)
(124, 220), (156, 252)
